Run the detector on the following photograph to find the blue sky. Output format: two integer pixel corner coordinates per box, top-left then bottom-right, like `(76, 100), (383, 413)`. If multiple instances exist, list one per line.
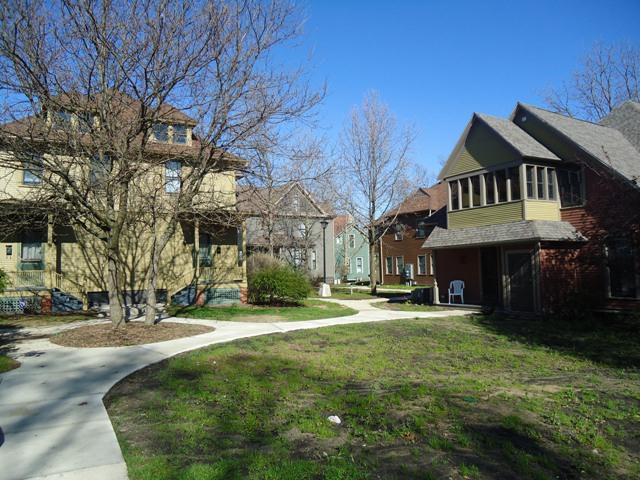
(297, 0), (640, 178)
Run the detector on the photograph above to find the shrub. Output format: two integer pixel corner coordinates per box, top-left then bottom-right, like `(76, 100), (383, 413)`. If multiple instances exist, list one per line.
(246, 252), (287, 279)
(248, 265), (311, 305)
(0, 268), (8, 294)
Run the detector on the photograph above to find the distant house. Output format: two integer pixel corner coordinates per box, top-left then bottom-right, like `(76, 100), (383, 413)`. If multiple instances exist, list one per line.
(237, 182), (336, 282)
(334, 215), (370, 283)
(378, 184), (447, 286)
(424, 101), (640, 313)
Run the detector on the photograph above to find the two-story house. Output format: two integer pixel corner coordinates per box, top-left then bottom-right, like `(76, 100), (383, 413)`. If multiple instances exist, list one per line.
(0, 94), (247, 313)
(237, 182), (336, 283)
(378, 184), (447, 286)
(424, 102), (640, 313)
(334, 214), (370, 283)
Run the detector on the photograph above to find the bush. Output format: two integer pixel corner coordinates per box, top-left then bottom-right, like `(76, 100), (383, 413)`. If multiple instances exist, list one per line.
(248, 265), (311, 305)
(0, 268), (8, 293)
(246, 253), (287, 279)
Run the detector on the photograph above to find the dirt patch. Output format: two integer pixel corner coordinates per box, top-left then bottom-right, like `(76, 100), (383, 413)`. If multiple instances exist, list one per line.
(50, 322), (214, 348)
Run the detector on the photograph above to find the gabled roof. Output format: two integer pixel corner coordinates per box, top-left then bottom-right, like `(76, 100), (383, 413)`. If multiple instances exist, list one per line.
(518, 103), (640, 187)
(423, 220), (587, 249)
(236, 182), (329, 217)
(439, 112), (559, 180)
(600, 101), (640, 152)
(476, 113), (559, 161)
(382, 182), (447, 219)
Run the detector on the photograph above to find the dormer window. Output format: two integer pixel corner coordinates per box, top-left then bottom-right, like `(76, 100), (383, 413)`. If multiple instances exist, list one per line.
(52, 110), (73, 130)
(152, 123), (190, 144)
(173, 124), (187, 144)
(153, 123), (169, 142)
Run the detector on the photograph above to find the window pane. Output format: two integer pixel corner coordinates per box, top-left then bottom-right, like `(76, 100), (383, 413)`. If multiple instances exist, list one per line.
(165, 160), (181, 193)
(526, 165), (535, 199)
(547, 169), (556, 200)
(607, 237), (637, 298)
(386, 257), (393, 274)
(461, 178), (470, 208)
(508, 167), (521, 200)
(23, 154), (43, 184)
(173, 124), (187, 144)
(396, 256), (404, 274)
(450, 181), (459, 210)
(90, 154), (111, 185)
(416, 222), (426, 238)
(485, 172), (495, 204)
(53, 110), (73, 130)
(154, 123), (169, 142)
(495, 170), (507, 202)
(418, 255), (426, 274)
(471, 175), (481, 207)
(78, 112), (93, 133)
(537, 167), (545, 199)
(557, 168), (584, 207)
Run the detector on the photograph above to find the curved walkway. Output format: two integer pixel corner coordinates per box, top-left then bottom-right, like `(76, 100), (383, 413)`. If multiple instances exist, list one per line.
(0, 299), (470, 480)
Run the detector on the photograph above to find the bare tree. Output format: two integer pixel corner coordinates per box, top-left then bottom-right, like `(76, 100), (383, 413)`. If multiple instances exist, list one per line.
(0, 0), (323, 326)
(335, 91), (417, 294)
(545, 42), (640, 121)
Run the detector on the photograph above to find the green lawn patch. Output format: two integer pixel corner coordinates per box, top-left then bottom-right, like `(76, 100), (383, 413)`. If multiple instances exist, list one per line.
(106, 315), (640, 480)
(0, 313), (95, 328)
(0, 354), (20, 373)
(169, 299), (357, 322)
(373, 301), (447, 312)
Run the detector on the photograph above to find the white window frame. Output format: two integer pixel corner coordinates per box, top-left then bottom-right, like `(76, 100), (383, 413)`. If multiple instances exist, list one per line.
(355, 256), (363, 274)
(395, 256), (404, 275)
(165, 160), (182, 193)
(417, 254), (427, 275)
(348, 234), (356, 249)
(385, 256), (393, 275)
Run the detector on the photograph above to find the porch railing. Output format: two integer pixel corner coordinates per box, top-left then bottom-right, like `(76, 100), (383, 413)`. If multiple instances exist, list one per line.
(8, 270), (46, 288)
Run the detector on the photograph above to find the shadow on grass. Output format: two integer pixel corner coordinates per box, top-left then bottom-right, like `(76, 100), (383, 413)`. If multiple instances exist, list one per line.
(474, 313), (640, 369)
(105, 343), (607, 480)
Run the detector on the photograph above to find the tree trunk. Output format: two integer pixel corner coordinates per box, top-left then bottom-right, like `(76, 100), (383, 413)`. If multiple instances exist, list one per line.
(107, 253), (125, 327)
(369, 241), (378, 295)
(145, 222), (176, 325)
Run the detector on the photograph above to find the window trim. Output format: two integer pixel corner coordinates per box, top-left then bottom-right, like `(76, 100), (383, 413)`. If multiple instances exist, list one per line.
(557, 166), (586, 209)
(22, 153), (44, 185)
(355, 256), (364, 274)
(385, 256), (393, 275)
(348, 233), (356, 249)
(417, 254), (427, 275)
(165, 160), (182, 193)
(395, 255), (404, 275)
(416, 221), (427, 239)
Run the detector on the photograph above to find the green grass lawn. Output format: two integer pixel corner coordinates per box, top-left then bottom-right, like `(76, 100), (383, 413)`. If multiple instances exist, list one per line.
(373, 301), (447, 312)
(106, 314), (640, 480)
(0, 354), (19, 373)
(0, 313), (95, 328)
(168, 299), (357, 322)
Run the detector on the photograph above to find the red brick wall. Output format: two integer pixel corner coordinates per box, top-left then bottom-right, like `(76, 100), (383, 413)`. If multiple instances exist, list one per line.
(557, 166), (640, 311)
(434, 248), (481, 304)
(380, 214), (436, 286)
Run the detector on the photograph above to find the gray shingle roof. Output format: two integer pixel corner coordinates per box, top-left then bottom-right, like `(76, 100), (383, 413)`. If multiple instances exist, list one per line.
(521, 104), (640, 186)
(476, 113), (560, 160)
(422, 220), (587, 249)
(599, 101), (640, 154)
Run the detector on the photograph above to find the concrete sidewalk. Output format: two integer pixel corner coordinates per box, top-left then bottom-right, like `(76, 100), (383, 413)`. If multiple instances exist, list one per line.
(0, 299), (470, 480)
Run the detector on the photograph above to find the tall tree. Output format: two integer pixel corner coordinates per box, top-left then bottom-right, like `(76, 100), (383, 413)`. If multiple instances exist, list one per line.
(335, 91), (418, 294)
(545, 42), (640, 121)
(0, 0), (322, 326)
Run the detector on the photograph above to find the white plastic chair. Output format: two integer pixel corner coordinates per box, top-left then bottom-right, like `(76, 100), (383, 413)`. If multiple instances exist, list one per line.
(448, 280), (465, 304)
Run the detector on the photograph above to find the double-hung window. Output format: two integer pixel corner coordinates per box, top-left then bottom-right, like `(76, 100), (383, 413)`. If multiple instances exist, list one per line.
(90, 154), (111, 185)
(173, 124), (187, 144)
(21, 242), (43, 270)
(557, 168), (584, 207)
(385, 256), (393, 275)
(395, 256), (404, 275)
(348, 234), (356, 248)
(23, 154), (43, 185)
(606, 237), (637, 298)
(417, 254), (427, 275)
(356, 257), (363, 274)
(165, 160), (181, 193)
(416, 221), (426, 238)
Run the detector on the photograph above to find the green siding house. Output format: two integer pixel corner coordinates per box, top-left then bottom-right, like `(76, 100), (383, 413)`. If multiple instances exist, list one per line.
(334, 215), (370, 283)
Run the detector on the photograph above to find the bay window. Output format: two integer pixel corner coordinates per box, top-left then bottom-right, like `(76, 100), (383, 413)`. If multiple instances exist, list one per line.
(450, 180), (460, 210)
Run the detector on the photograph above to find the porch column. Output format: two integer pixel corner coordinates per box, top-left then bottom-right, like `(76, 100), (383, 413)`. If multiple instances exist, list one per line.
(432, 251), (439, 305)
(194, 219), (200, 277)
(45, 214), (56, 288)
